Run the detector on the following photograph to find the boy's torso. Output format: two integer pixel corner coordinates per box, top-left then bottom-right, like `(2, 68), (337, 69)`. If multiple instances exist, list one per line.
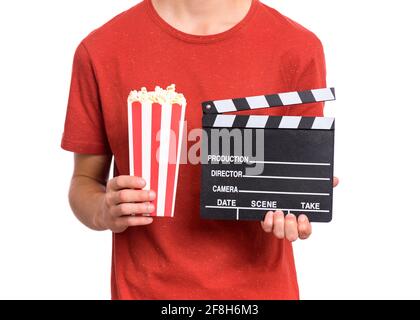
(81, 0), (323, 299)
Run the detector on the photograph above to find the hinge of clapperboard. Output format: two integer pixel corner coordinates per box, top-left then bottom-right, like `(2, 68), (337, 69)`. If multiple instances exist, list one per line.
(202, 87), (336, 129)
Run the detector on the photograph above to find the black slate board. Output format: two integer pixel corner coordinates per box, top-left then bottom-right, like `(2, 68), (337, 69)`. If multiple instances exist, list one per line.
(200, 115), (335, 222)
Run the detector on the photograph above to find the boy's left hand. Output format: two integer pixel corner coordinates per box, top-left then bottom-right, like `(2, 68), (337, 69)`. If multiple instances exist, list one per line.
(261, 177), (339, 242)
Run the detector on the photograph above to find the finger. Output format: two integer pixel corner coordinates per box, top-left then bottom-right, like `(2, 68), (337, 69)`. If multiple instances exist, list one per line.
(108, 176), (146, 191)
(112, 202), (155, 217)
(261, 211), (274, 233)
(111, 189), (156, 205)
(298, 214), (312, 240)
(272, 211), (285, 239)
(333, 176), (339, 188)
(117, 216), (154, 229)
(285, 213), (298, 242)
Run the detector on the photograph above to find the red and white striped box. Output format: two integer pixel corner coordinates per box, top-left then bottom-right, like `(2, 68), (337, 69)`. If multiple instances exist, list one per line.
(128, 85), (187, 217)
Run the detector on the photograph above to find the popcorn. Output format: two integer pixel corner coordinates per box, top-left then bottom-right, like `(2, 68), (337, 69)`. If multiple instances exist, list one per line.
(127, 85), (187, 218)
(128, 84), (186, 105)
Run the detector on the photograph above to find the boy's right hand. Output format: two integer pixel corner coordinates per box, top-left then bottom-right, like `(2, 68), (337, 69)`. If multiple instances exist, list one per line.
(100, 176), (156, 233)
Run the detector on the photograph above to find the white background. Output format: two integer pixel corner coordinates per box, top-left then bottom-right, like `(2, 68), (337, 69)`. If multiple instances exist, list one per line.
(0, 0), (419, 300)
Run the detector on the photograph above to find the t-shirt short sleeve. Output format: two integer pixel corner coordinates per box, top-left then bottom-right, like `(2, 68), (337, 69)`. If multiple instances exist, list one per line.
(61, 42), (111, 155)
(287, 37), (327, 117)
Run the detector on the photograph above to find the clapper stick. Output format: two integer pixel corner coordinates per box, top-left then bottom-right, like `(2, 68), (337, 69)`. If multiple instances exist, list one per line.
(200, 87), (336, 223)
(202, 88), (335, 114)
(203, 114), (335, 130)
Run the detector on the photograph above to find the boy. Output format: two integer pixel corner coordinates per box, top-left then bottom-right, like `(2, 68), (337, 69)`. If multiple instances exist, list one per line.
(62, 0), (338, 299)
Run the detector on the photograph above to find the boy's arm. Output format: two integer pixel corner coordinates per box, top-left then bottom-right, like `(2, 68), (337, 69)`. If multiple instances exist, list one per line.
(69, 154), (155, 233)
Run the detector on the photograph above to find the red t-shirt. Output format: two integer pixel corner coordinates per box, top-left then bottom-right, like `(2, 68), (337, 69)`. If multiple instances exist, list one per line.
(62, 0), (326, 300)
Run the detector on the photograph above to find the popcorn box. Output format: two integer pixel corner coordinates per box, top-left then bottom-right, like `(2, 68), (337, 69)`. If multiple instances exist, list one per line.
(128, 85), (186, 217)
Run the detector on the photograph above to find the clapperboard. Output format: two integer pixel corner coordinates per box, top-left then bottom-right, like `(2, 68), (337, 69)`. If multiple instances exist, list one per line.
(200, 88), (336, 222)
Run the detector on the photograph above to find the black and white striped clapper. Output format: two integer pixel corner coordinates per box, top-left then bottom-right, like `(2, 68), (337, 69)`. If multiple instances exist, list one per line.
(200, 88), (336, 223)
